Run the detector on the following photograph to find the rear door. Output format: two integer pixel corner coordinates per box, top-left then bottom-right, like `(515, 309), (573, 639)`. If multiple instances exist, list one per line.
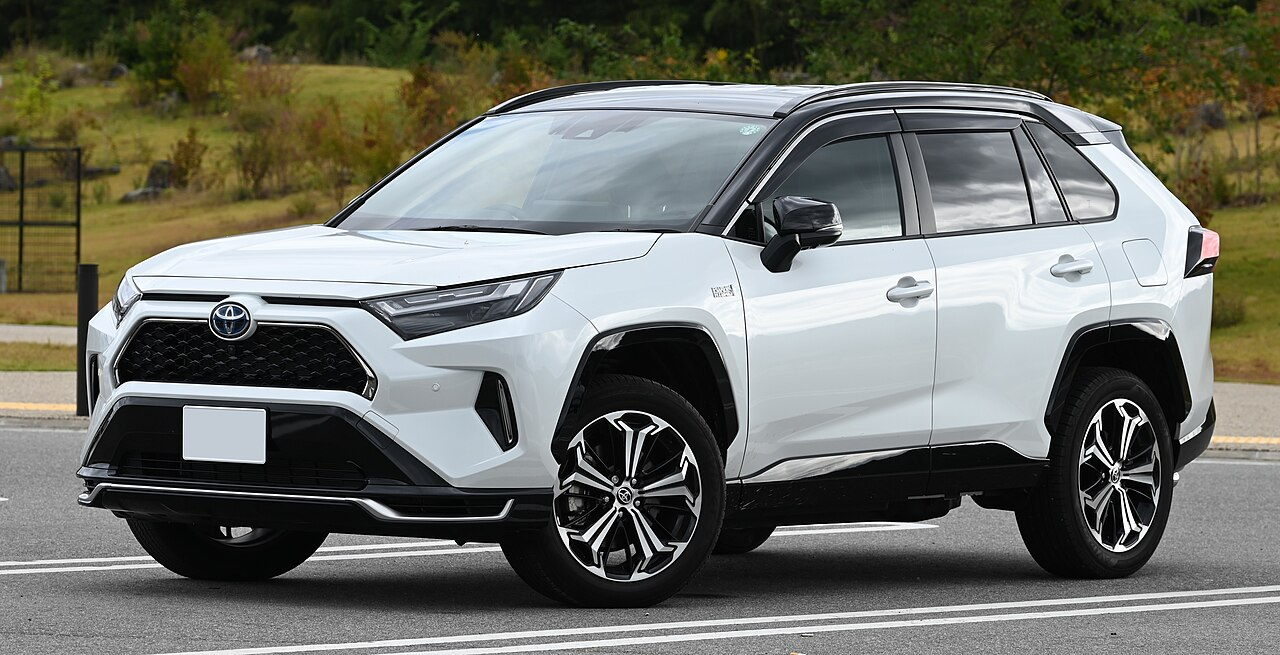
(900, 111), (1112, 494)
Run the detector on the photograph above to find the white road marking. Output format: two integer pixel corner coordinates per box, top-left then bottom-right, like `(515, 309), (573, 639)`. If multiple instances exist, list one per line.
(0, 522), (933, 570)
(0, 546), (501, 576)
(152, 584), (1280, 655)
(0, 497), (8, 502)
(1195, 458), (1280, 466)
(381, 596), (1280, 655)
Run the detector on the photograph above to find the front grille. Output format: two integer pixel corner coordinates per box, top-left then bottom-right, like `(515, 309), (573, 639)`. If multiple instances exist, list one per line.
(116, 321), (371, 396)
(118, 451), (366, 491)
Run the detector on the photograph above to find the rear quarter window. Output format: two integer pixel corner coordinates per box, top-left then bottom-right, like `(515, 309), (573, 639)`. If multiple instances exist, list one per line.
(1026, 123), (1118, 220)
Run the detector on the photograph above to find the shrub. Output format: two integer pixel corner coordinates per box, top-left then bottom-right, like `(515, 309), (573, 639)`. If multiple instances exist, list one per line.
(230, 64), (299, 133)
(288, 194), (319, 220)
(169, 127), (208, 190)
(231, 132), (275, 198)
(92, 181), (110, 205)
(1212, 290), (1247, 330)
(174, 17), (236, 114)
(7, 55), (59, 134)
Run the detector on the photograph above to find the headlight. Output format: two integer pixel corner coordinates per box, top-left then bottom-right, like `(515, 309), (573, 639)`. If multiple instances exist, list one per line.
(112, 276), (141, 325)
(363, 272), (560, 339)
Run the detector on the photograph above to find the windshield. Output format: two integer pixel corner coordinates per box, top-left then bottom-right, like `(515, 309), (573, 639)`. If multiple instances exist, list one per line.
(336, 110), (774, 234)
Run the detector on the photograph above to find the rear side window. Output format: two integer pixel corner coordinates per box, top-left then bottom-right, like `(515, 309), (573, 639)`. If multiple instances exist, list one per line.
(917, 131), (1032, 233)
(1014, 128), (1068, 223)
(769, 136), (903, 242)
(1026, 123), (1117, 220)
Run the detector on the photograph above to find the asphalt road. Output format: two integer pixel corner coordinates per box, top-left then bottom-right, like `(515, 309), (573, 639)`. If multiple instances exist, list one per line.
(3, 422), (1279, 655)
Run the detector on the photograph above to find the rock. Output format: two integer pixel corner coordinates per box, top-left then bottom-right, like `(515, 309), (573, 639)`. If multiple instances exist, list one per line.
(82, 165), (121, 180)
(120, 187), (164, 203)
(145, 161), (175, 189)
(0, 164), (16, 192)
(108, 63), (129, 80)
(238, 45), (274, 64)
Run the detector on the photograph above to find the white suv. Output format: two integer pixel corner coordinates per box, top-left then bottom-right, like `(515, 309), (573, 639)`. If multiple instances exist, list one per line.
(79, 81), (1218, 607)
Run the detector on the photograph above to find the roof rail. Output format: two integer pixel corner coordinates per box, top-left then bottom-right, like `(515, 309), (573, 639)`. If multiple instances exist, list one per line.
(486, 80), (732, 115)
(774, 81), (1051, 117)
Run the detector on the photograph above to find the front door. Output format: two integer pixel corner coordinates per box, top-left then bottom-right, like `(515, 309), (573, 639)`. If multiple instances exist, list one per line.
(725, 113), (937, 497)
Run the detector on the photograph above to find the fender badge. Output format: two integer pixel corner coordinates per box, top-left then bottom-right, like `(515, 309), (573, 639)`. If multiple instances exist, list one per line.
(711, 284), (735, 298)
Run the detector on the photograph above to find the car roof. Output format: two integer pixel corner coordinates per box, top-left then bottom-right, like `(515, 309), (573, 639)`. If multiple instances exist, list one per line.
(490, 80), (1055, 119)
(487, 80), (1119, 145)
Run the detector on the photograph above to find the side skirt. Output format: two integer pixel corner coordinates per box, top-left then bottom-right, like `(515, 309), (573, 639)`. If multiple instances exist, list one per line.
(725, 442), (1047, 528)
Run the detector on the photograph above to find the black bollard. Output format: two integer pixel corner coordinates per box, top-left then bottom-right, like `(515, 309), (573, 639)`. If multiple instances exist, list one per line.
(76, 264), (99, 417)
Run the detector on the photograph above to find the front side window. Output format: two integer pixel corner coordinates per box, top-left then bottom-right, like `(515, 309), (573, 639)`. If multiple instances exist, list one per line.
(338, 110), (774, 235)
(1026, 122), (1117, 220)
(767, 136), (903, 242)
(918, 131), (1033, 233)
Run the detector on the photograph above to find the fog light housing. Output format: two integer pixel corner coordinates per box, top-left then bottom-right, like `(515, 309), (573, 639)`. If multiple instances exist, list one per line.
(475, 372), (518, 451)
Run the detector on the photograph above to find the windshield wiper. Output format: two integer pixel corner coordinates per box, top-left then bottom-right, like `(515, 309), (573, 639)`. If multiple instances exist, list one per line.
(602, 227), (681, 233)
(414, 225), (547, 235)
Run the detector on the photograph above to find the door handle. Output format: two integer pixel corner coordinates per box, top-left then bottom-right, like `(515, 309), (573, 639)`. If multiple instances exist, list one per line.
(886, 279), (934, 303)
(1051, 258), (1094, 278)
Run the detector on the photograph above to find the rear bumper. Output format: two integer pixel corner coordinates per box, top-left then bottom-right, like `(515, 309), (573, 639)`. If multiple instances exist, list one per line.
(78, 397), (551, 540)
(1175, 398), (1215, 471)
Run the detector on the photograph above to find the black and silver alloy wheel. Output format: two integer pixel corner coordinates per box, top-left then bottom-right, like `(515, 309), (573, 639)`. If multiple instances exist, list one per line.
(554, 410), (703, 582)
(1016, 367), (1174, 579)
(1078, 399), (1162, 553)
(501, 374), (725, 607)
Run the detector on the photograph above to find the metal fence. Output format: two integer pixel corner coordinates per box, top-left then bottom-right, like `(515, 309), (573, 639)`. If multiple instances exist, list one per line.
(0, 146), (82, 293)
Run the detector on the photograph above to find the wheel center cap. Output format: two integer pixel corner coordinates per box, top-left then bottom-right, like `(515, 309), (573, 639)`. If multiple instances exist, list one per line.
(616, 487), (634, 505)
(1110, 468), (1122, 485)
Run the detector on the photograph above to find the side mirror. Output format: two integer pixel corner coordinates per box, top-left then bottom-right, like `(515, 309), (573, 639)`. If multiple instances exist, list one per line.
(760, 196), (842, 273)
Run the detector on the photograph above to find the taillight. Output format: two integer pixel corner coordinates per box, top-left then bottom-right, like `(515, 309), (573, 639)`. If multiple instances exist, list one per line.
(1185, 226), (1219, 278)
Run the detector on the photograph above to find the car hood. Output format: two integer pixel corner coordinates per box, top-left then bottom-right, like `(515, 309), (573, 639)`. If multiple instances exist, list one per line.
(131, 225), (660, 289)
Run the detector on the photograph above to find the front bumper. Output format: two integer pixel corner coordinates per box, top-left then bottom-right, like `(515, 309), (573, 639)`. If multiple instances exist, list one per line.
(83, 282), (598, 489)
(78, 397), (551, 540)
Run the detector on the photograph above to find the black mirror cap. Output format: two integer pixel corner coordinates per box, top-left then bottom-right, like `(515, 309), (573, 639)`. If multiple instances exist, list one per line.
(773, 196), (842, 247)
(760, 197), (842, 273)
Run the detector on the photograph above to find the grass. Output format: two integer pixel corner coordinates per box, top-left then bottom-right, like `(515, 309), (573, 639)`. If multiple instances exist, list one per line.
(0, 342), (76, 371)
(0, 62), (409, 323)
(1204, 203), (1280, 383)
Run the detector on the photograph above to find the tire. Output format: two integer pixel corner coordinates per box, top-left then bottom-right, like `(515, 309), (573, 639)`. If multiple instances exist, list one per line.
(1016, 367), (1174, 578)
(501, 374), (725, 607)
(713, 526), (775, 555)
(127, 520), (327, 581)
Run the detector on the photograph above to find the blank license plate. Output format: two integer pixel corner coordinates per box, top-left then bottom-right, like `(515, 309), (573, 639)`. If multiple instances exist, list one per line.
(182, 406), (267, 464)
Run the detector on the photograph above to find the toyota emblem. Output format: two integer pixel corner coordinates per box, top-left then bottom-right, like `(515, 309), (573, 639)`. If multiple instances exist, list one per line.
(209, 301), (255, 341)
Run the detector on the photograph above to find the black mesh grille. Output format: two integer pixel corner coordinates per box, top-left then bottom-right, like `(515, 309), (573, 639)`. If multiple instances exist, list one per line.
(116, 321), (370, 395)
(118, 451), (366, 490)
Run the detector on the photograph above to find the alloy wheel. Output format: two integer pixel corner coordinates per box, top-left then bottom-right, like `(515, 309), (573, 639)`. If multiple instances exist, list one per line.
(1077, 398), (1163, 553)
(553, 410), (703, 582)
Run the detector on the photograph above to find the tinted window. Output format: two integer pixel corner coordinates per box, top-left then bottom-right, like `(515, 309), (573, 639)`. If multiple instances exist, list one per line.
(918, 131), (1032, 232)
(1026, 122), (1117, 220)
(1014, 128), (1068, 223)
(769, 136), (902, 242)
